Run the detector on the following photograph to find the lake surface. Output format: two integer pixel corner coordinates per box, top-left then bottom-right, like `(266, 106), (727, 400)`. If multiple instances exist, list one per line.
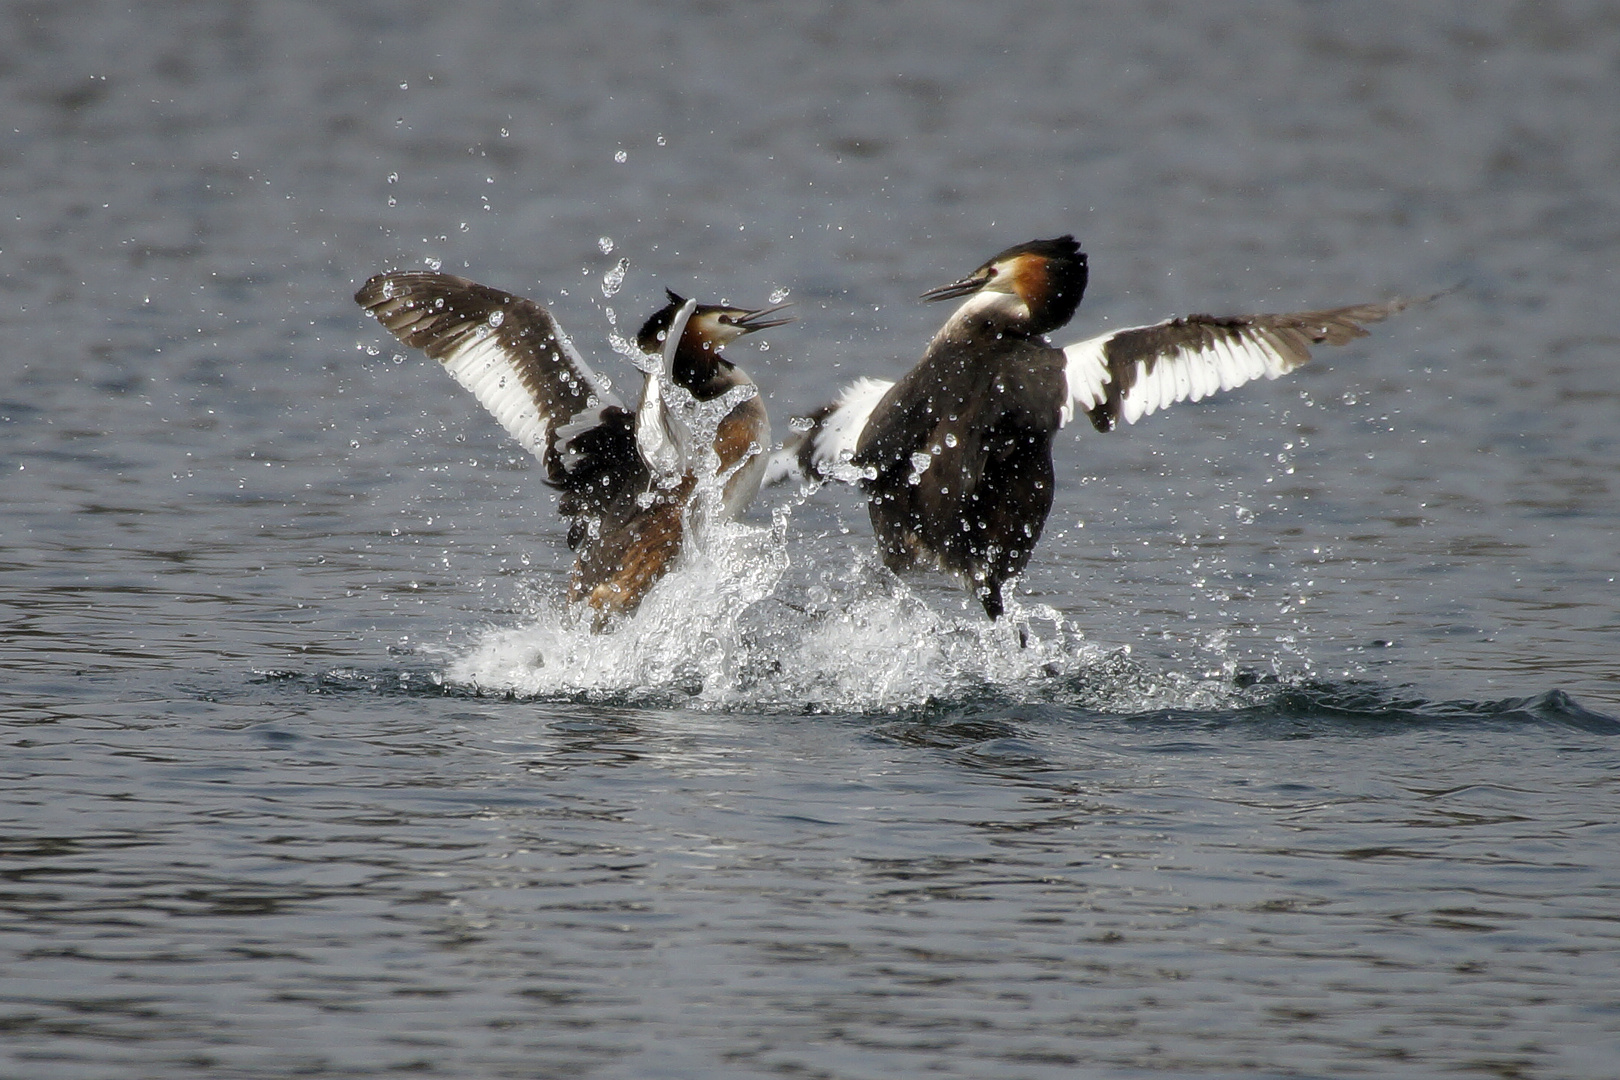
(2, 2), (1617, 1077)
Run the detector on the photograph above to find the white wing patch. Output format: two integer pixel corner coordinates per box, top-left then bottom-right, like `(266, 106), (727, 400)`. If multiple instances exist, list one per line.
(810, 376), (893, 478)
(553, 403), (617, 472)
(438, 330), (552, 460)
(1058, 331), (1115, 426)
(1060, 320), (1301, 428)
(763, 376), (893, 486)
(759, 448), (801, 488)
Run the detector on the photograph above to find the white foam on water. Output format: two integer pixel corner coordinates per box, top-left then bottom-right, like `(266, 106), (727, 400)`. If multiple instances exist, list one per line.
(434, 502), (1275, 713)
(441, 528), (1091, 711)
(444, 508), (792, 703)
(447, 538), (1258, 717)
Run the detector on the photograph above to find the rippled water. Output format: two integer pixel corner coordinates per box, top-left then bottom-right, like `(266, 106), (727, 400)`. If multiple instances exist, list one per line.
(4, 2), (1618, 1077)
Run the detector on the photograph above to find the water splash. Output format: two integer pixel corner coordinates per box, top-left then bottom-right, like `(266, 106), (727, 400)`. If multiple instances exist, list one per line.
(601, 257), (628, 298)
(445, 512), (792, 705)
(435, 524), (1283, 715)
(424, 316), (1292, 714)
(431, 414), (1241, 712)
(426, 325), (1126, 709)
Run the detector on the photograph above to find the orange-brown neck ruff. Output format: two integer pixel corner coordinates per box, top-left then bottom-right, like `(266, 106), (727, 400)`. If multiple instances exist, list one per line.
(1003, 253), (1049, 313)
(1005, 250), (1086, 336)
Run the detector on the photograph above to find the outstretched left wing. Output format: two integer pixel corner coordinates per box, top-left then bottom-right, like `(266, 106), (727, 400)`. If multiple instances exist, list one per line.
(355, 271), (625, 485)
(356, 270), (662, 553)
(1061, 297), (1425, 432)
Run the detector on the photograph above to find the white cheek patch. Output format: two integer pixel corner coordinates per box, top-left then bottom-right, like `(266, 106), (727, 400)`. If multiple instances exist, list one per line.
(937, 290), (1029, 341)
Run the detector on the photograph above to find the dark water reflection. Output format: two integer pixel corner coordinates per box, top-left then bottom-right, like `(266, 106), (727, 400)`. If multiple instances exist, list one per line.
(7, 674), (1614, 1077)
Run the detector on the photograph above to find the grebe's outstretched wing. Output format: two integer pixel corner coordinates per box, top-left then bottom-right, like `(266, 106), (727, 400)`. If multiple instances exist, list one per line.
(356, 271), (623, 476)
(356, 271), (652, 549)
(770, 295), (1432, 485)
(765, 376), (893, 485)
(1059, 296), (1428, 432)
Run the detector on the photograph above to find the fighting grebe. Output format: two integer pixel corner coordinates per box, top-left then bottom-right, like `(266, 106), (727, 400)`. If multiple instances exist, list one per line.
(781, 236), (1424, 622)
(356, 271), (789, 622)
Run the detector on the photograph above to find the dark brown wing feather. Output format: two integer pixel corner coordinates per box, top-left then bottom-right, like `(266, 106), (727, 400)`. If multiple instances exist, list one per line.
(1070, 296), (1429, 432)
(355, 270), (652, 550)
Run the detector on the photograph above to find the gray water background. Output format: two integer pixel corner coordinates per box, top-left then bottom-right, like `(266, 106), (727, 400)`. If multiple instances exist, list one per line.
(2, 2), (1618, 1077)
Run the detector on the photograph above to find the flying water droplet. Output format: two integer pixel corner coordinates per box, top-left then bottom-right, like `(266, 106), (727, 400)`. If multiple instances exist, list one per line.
(613, 149), (628, 163)
(907, 451), (932, 485)
(601, 257), (628, 298)
(598, 236), (614, 254)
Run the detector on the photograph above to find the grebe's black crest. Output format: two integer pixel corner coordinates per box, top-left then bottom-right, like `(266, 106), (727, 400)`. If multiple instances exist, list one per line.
(356, 270), (788, 624)
(996, 235), (1083, 262)
(919, 234), (1089, 335)
(774, 238), (1434, 626)
(632, 289), (693, 356)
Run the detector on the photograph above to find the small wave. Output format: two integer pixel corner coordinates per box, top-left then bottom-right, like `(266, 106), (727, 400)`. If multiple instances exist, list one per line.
(240, 657), (1618, 737)
(1237, 682), (1620, 735)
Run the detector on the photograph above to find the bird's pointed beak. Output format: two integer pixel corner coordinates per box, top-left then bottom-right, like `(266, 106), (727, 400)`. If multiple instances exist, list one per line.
(733, 302), (796, 333)
(920, 269), (990, 303)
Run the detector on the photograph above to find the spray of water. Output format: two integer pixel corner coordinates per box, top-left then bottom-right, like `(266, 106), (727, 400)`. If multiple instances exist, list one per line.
(428, 316), (1279, 713)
